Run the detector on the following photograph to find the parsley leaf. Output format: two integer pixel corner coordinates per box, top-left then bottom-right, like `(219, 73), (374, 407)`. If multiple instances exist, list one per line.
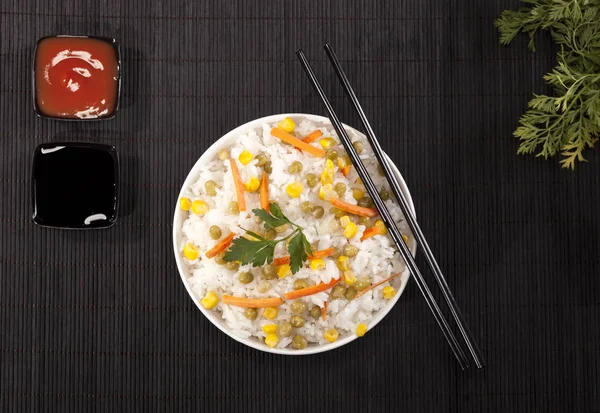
(288, 231), (312, 274)
(252, 203), (292, 229)
(224, 236), (277, 267)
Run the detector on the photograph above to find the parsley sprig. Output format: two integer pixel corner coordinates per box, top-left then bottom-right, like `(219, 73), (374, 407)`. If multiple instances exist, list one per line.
(495, 0), (600, 168)
(224, 203), (312, 274)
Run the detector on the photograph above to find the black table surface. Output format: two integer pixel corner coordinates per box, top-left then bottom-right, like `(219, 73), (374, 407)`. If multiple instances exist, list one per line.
(1, 1), (599, 412)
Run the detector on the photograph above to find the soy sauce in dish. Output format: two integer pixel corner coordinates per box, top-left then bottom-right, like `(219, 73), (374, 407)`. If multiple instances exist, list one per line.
(32, 143), (118, 229)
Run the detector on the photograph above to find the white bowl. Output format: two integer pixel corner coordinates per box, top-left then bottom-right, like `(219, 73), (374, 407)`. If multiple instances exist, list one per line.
(173, 113), (416, 355)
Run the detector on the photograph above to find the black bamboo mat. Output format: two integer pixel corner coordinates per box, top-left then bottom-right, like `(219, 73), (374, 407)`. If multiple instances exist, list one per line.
(1, 1), (599, 412)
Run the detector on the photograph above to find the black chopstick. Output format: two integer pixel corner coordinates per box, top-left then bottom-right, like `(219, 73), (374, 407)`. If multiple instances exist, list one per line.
(323, 44), (485, 369)
(295, 49), (470, 369)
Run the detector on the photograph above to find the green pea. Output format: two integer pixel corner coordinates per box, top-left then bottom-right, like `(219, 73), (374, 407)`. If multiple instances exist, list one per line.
(205, 180), (217, 196)
(238, 272), (254, 284)
(264, 229), (277, 240)
(257, 281), (272, 293)
(209, 225), (222, 240)
(310, 305), (321, 319)
(262, 264), (277, 280)
(300, 201), (315, 213)
(334, 182), (347, 197)
(214, 251), (227, 265)
(290, 315), (305, 328)
(357, 197), (373, 208)
(288, 161), (303, 174)
(306, 173), (318, 188)
(256, 154), (268, 167)
(343, 244), (359, 257)
(332, 247), (341, 258)
(274, 224), (288, 233)
(331, 284), (347, 299)
(290, 301), (307, 314)
(244, 308), (258, 320)
(294, 279), (309, 290)
(345, 287), (357, 301)
(352, 141), (364, 154)
(228, 201), (240, 214)
(330, 207), (346, 219)
(311, 206), (324, 219)
(359, 216), (372, 226)
(280, 322), (293, 337)
(264, 161), (273, 174)
(355, 276), (371, 291)
(380, 189), (390, 201)
(292, 335), (308, 349)
(326, 149), (338, 161)
(225, 261), (240, 271)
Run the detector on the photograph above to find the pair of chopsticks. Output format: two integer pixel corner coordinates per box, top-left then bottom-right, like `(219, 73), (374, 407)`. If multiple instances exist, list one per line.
(296, 45), (484, 369)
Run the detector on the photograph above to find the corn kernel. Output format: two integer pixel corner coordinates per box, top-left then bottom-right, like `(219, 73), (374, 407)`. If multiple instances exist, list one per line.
(264, 333), (279, 348)
(374, 219), (387, 235)
(344, 222), (358, 239)
(244, 176), (261, 192)
(382, 286), (396, 299)
(402, 234), (409, 244)
(263, 307), (278, 320)
(277, 117), (296, 133)
(340, 215), (350, 228)
(319, 183), (333, 200)
(262, 324), (278, 334)
(238, 149), (254, 165)
(319, 137), (337, 149)
(183, 243), (199, 260)
(277, 264), (291, 278)
(336, 256), (350, 271)
(343, 270), (356, 285)
(352, 188), (365, 200)
(200, 291), (219, 309)
(179, 197), (191, 211)
(324, 328), (339, 342)
(355, 323), (368, 337)
(286, 182), (304, 198)
(310, 258), (325, 271)
(320, 159), (335, 185)
(191, 200), (209, 215)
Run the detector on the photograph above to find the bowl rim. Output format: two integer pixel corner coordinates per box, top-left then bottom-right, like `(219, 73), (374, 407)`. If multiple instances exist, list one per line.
(172, 113), (416, 355)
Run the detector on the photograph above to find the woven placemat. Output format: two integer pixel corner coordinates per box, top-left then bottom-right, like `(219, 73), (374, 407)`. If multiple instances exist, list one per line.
(1, 1), (599, 412)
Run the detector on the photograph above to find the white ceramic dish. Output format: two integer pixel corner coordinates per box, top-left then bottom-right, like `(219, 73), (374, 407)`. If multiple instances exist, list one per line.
(173, 113), (416, 355)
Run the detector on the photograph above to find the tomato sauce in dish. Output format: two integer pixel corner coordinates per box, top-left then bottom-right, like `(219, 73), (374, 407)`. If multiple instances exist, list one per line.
(34, 36), (120, 119)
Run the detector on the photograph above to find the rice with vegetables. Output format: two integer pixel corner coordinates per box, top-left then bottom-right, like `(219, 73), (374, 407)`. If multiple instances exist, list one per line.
(178, 116), (412, 350)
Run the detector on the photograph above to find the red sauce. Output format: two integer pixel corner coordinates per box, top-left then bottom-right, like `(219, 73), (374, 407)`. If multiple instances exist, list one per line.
(35, 36), (119, 119)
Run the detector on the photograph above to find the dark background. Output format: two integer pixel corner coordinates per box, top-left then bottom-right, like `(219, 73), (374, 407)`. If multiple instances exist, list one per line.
(1, 1), (599, 412)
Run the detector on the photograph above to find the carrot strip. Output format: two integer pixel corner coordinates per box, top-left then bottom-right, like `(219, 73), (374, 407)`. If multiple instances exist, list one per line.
(310, 247), (335, 259)
(360, 226), (383, 241)
(302, 130), (323, 144)
(229, 158), (246, 212)
(284, 277), (340, 300)
(270, 128), (326, 157)
(272, 247), (335, 267)
(321, 301), (327, 321)
(222, 295), (284, 308)
(205, 232), (235, 258)
(273, 256), (290, 266)
(341, 165), (351, 177)
(329, 197), (379, 218)
(260, 172), (270, 212)
(355, 273), (401, 299)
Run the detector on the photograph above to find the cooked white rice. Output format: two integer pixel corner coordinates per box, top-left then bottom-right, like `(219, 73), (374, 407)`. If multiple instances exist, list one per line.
(179, 117), (411, 349)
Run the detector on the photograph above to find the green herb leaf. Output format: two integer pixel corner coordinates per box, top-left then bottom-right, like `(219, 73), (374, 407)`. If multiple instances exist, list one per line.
(224, 237), (277, 267)
(495, 0), (600, 168)
(252, 203), (292, 230)
(288, 230), (311, 274)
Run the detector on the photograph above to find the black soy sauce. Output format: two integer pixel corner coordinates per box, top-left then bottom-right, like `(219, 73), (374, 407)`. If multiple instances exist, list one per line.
(32, 143), (119, 229)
